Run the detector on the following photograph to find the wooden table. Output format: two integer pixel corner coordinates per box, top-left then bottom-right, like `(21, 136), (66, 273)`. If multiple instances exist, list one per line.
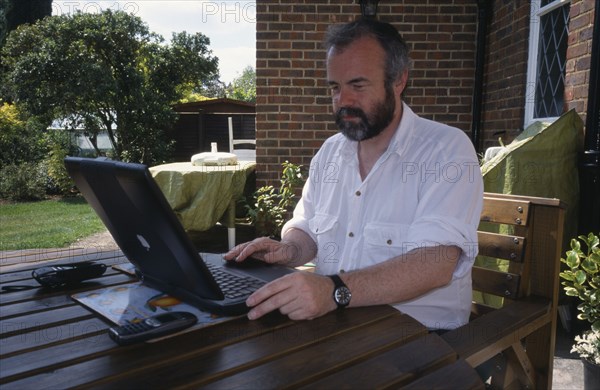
(0, 249), (484, 389)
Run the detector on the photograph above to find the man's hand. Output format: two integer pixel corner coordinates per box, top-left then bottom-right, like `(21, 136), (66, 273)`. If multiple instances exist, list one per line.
(223, 237), (300, 265)
(246, 272), (337, 320)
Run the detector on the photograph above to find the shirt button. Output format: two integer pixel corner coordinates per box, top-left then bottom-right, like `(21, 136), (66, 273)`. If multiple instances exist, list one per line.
(355, 191), (361, 196)
(348, 232), (354, 238)
(387, 239), (392, 245)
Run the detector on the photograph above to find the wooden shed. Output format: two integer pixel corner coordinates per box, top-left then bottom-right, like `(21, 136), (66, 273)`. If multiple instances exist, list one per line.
(168, 98), (256, 162)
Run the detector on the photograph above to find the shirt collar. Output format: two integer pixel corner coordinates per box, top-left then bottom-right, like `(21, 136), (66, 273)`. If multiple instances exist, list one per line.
(387, 102), (415, 158)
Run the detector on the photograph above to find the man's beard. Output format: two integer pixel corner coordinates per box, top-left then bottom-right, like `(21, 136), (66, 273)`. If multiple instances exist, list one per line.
(335, 86), (396, 142)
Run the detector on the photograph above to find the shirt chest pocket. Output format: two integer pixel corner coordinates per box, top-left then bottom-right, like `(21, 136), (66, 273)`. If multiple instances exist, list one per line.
(362, 222), (410, 264)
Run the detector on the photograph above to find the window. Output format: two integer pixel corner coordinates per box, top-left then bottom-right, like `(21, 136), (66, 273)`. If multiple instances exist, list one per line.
(524, 0), (571, 127)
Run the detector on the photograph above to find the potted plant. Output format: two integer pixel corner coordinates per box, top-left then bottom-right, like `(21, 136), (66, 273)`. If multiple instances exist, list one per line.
(245, 161), (305, 238)
(559, 232), (600, 389)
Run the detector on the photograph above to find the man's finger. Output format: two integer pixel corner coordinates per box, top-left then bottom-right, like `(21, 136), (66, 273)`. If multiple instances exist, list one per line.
(246, 277), (295, 319)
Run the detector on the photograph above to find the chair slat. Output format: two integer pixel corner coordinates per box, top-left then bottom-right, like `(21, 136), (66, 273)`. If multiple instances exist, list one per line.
(480, 197), (531, 226)
(471, 266), (521, 299)
(477, 231), (526, 263)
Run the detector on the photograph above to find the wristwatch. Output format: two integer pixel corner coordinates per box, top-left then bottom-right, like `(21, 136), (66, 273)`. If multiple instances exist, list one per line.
(328, 274), (351, 309)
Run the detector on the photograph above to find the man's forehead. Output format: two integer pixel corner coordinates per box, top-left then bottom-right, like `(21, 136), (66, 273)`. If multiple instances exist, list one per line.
(326, 37), (386, 81)
(326, 35), (381, 58)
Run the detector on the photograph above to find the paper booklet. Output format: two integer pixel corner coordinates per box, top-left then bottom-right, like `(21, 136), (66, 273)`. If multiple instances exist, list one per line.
(72, 263), (236, 330)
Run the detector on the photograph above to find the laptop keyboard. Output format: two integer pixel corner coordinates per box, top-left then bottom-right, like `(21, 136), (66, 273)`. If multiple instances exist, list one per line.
(204, 261), (266, 300)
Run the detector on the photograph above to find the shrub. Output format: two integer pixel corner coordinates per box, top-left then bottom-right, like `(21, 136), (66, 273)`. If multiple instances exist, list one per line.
(44, 130), (76, 194)
(246, 161), (305, 238)
(0, 102), (46, 167)
(0, 162), (47, 201)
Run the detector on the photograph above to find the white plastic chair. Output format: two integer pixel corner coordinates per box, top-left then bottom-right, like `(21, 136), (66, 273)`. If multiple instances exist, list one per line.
(228, 117), (256, 161)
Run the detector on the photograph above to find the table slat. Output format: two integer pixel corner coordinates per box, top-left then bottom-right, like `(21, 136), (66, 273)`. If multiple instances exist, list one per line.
(0, 273), (135, 306)
(0, 305), (95, 338)
(298, 333), (457, 389)
(400, 358), (485, 390)
(1, 317), (108, 357)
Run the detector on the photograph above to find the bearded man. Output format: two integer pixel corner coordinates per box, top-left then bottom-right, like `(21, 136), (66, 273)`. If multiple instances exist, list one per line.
(225, 18), (483, 331)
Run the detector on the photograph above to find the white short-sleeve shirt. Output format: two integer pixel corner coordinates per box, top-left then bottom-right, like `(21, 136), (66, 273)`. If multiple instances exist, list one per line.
(282, 103), (484, 330)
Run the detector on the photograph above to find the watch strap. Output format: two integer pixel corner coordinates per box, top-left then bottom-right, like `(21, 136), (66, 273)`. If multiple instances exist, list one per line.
(329, 274), (346, 289)
(328, 274), (351, 309)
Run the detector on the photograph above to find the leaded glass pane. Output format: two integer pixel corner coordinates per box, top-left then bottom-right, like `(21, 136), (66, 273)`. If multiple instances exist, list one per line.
(534, 4), (569, 119)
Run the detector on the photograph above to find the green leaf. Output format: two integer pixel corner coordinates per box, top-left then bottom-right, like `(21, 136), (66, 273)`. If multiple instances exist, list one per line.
(592, 320), (600, 332)
(564, 287), (579, 297)
(571, 238), (582, 251)
(582, 258), (598, 274)
(575, 270), (587, 285)
(586, 233), (599, 249)
(566, 251), (580, 269)
(559, 271), (575, 281)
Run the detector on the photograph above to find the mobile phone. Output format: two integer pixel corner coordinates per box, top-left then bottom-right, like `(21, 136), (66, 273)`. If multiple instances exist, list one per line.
(108, 312), (198, 346)
(32, 262), (107, 288)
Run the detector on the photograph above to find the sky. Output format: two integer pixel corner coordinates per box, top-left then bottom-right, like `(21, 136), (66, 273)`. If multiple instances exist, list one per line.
(51, 1), (256, 84)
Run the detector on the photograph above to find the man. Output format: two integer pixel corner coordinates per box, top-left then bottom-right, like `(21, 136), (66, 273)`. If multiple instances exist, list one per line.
(224, 18), (483, 330)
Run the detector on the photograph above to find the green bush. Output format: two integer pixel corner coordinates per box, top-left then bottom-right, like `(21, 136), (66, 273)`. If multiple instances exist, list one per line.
(0, 102), (46, 167)
(0, 162), (47, 201)
(44, 130), (76, 194)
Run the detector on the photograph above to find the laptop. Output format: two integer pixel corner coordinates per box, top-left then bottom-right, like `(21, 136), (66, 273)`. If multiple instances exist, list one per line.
(64, 156), (295, 316)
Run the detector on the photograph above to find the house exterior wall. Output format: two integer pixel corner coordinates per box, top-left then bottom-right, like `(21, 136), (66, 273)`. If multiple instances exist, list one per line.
(480, 0), (531, 150)
(565, 0), (595, 124)
(481, 0), (594, 150)
(255, 0), (595, 187)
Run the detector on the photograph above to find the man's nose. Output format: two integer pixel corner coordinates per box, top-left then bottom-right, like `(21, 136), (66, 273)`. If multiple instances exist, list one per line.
(337, 88), (357, 108)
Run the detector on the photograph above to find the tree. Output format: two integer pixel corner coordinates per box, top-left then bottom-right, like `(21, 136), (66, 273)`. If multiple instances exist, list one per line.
(0, 0), (52, 48)
(1, 10), (219, 165)
(228, 66), (256, 103)
(197, 74), (228, 99)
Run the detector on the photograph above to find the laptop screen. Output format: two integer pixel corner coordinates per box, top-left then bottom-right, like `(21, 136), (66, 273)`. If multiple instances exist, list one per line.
(64, 157), (223, 301)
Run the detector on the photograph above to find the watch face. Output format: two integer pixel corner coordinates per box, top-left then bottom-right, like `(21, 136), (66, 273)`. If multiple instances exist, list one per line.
(334, 286), (352, 306)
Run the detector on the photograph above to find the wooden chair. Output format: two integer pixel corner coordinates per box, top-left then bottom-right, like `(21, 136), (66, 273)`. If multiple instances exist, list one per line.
(442, 192), (566, 389)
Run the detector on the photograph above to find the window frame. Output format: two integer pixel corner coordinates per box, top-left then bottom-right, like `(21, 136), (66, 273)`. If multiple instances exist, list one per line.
(524, 0), (571, 127)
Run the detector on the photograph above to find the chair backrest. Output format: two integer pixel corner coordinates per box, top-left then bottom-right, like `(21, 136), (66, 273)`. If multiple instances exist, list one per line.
(455, 193), (566, 388)
(473, 193), (565, 309)
(474, 195), (532, 301)
(228, 116), (256, 161)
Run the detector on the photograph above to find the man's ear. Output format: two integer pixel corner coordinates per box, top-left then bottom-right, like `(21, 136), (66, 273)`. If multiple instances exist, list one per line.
(394, 69), (409, 96)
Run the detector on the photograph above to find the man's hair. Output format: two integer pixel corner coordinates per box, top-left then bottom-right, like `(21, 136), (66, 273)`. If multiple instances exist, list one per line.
(324, 18), (410, 86)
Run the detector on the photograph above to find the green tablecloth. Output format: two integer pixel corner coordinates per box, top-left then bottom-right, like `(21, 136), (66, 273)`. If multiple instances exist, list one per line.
(149, 162), (256, 232)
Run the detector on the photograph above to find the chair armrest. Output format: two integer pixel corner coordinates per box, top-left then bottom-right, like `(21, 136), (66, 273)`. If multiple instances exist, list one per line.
(441, 297), (551, 366)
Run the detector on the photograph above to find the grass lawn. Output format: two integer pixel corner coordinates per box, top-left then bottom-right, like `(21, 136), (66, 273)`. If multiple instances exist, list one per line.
(0, 197), (106, 251)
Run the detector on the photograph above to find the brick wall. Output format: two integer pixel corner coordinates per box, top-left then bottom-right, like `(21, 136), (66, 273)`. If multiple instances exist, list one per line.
(565, 0), (595, 126)
(480, 0), (531, 151)
(256, 0), (477, 187)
